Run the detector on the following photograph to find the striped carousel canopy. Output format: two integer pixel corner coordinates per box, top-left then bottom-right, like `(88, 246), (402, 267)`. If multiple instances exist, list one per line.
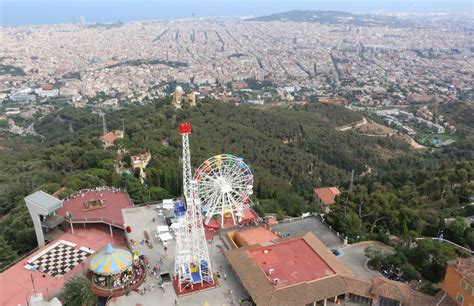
(89, 243), (133, 275)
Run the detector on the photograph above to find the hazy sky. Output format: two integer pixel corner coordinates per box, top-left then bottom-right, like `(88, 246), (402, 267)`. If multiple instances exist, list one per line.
(1, 0), (472, 26)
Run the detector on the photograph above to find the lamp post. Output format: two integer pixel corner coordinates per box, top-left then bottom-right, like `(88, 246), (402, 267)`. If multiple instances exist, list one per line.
(30, 273), (37, 295)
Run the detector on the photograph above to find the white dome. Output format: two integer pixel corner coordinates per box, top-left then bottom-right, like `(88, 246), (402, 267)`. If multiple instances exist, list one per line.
(175, 86), (184, 93)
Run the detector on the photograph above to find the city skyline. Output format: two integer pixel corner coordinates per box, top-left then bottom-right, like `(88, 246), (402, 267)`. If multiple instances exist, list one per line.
(1, 0), (472, 27)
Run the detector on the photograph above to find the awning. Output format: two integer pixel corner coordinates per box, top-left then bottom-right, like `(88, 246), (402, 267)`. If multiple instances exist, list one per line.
(159, 232), (173, 242)
(170, 223), (180, 229)
(157, 225), (169, 233)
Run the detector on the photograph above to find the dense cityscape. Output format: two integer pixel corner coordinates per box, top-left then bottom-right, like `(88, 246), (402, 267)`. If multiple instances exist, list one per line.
(1, 15), (472, 104)
(0, 6), (473, 306)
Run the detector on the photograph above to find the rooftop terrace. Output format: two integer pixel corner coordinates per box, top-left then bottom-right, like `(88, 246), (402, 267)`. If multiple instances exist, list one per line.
(56, 187), (133, 228)
(249, 238), (335, 288)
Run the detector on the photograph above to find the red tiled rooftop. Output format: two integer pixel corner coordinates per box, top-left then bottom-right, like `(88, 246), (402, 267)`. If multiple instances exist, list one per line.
(313, 187), (341, 205)
(101, 132), (117, 144)
(248, 238), (335, 288)
(447, 258), (474, 284)
(237, 227), (279, 246)
(56, 188), (133, 227)
(0, 227), (125, 306)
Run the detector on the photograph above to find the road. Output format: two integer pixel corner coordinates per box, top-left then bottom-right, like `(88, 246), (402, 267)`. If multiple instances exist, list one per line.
(339, 117), (368, 131)
(338, 241), (393, 278)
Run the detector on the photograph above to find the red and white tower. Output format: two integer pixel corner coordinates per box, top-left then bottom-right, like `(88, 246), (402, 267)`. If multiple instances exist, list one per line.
(174, 122), (214, 292)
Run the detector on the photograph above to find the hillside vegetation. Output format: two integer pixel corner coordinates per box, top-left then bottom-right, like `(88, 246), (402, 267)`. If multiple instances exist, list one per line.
(0, 97), (471, 270)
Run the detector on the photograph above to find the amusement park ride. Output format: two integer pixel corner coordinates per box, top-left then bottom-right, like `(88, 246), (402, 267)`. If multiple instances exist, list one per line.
(173, 122), (254, 293)
(195, 154), (253, 227)
(173, 122), (213, 293)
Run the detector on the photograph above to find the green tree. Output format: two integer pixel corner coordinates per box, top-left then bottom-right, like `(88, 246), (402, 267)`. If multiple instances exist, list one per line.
(62, 276), (95, 306)
(149, 186), (172, 201)
(443, 217), (468, 246)
(406, 239), (457, 282)
(364, 246), (385, 270)
(0, 236), (18, 270)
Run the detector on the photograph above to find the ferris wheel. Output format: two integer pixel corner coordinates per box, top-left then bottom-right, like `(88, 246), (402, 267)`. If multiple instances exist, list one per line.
(194, 154), (253, 227)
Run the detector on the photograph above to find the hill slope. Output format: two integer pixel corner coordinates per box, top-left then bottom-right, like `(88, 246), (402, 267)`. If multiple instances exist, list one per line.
(0, 98), (411, 268)
(246, 10), (412, 27)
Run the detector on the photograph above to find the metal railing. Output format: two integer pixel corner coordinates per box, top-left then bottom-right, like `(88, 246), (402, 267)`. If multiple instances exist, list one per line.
(68, 217), (124, 229)
(416, 237), (473, 255)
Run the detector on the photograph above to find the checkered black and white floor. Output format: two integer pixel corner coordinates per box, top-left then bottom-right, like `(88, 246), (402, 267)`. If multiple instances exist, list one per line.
(31, 243), (91, 277)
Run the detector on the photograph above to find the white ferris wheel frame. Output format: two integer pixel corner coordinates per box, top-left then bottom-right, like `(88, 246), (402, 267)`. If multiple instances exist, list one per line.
(194, 154), (254, 227)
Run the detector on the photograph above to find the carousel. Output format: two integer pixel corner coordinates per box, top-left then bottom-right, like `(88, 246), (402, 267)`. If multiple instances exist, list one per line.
(88, 243), (145, 297)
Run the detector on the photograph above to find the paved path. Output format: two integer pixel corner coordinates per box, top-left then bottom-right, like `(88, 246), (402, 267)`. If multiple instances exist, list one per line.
(339, 117), (367, 131)
(339, 241), (393, 278)
(272, 217), (342, 249)
(111, 205), (248, 306)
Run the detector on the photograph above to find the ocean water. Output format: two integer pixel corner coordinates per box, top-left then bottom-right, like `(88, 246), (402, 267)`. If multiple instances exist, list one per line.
(0, 0), (471, 27)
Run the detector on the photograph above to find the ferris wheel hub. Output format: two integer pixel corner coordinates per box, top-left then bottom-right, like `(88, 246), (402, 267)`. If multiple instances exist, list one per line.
(215, 177), (232, 193)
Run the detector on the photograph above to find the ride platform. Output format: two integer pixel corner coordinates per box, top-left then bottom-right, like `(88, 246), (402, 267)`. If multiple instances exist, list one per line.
(172, 275), (219, 296)
(204, 208), (259, 229)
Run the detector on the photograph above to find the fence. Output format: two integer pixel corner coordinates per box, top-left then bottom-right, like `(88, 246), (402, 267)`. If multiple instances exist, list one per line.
(69, 217), (124, 229)
(416, 237), (473, 255)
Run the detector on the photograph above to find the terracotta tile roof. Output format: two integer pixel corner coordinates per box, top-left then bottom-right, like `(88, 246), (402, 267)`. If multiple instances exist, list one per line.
(447, 258), (474, 285)
(342, 276), (373, 298)
(225, 232), (438, 306)
(409, 290), (438, 306)
(314, 187), (341, 205)
(434, 291), (457, 306)
(301, 232), (352, 276)
(101, 132), (117, 144)
(225, 244), (274, 305)
(270, 275), (348, 306)
(370, 277), (411, 304)
(224, 233), (352, 306)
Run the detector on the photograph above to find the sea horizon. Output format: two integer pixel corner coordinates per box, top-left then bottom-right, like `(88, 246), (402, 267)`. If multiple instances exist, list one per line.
(1, 0), (472, 27)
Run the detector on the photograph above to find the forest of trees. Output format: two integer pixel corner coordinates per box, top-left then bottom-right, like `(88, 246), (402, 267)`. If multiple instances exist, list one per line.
(0, 96), (472, 272)
(325, 158), (473, 247)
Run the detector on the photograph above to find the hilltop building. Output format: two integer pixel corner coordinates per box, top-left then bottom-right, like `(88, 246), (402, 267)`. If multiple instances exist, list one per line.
(172, 86), (198, 108)
(131, 152), (151, 171)
(443, 258), (473, 306)
(131, 152), (152, 182)
(314, 187), (341, 213)
(225, 231), (436, 306)
(100, 130), (124, 148)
